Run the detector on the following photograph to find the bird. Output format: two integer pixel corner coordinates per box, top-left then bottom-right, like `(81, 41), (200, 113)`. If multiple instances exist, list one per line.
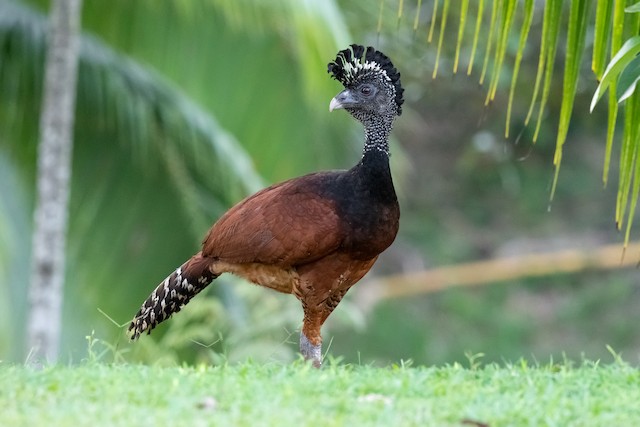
(128, 44), (404, 368)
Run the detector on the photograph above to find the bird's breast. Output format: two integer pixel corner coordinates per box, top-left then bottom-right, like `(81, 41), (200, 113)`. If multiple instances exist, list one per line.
(322, 172), (400, 260)
(340, 199), (399, 260)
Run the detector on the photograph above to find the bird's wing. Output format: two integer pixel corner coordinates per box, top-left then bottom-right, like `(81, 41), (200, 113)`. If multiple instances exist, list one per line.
(202, 173), (344, 266)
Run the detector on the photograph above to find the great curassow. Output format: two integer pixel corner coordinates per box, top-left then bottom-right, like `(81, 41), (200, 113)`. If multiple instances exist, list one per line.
(128, 45), (404, 367)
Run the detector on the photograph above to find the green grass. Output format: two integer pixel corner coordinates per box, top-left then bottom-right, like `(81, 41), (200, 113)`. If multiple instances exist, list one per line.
(1, 358), (639, 426)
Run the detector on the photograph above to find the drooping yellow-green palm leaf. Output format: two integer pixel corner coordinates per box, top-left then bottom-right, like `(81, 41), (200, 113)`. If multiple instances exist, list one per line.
(467, 0), (485, 75)
(550, 0), (593, 202)
(373, 0), (640, 248)
(453, 0), (469, 73)
(505, 0), (534, 138)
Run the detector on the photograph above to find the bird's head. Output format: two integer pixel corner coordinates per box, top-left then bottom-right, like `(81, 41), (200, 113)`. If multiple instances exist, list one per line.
(327, 45), (404, 123)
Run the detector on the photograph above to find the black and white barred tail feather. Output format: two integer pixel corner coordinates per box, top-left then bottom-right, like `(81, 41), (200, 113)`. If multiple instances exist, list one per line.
(128, 251), (218, 340)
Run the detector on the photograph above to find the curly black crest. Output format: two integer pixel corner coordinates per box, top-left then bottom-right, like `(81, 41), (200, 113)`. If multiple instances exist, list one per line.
(328, 44), (404, 115)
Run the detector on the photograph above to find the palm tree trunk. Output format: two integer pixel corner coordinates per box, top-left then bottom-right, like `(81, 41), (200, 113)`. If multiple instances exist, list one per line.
(26, 0), (83, 364)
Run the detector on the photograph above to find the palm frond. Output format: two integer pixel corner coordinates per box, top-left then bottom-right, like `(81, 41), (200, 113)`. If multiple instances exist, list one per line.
(74, 0), (355, 181)
(551, 0), (593, 201)
(0, 0), (270, 360)
(375, 0), (640, 249)
(0, 0), (361, 362)
(81, 0), (350, 115)
(0, 0), (264, 220)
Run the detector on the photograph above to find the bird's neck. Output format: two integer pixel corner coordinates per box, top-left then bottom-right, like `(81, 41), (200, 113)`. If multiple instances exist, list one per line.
(361, 114), (393, 160)
(352, 115), (396, 201)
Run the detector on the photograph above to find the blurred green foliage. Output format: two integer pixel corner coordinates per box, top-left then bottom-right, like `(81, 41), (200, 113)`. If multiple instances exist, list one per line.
(0, 0), (351, 362)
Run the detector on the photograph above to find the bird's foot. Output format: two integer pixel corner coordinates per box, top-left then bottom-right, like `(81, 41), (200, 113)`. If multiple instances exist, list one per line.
(300, 332), (322, 368)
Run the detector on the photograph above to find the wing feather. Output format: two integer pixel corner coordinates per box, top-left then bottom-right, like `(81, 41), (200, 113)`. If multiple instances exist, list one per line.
(202, 173), (343, 266)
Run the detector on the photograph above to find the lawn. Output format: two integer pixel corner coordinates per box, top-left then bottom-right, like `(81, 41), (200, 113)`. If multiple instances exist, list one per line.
(2, 357), (639, 426)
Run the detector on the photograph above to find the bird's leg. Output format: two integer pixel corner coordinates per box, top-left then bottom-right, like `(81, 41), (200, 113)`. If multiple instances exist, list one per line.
(300, 287), (349, 367)
(300, 310), (323, 368)
(300, 331), (322, 368)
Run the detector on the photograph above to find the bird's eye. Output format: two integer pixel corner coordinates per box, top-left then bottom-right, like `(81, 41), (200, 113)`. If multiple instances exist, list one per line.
(360, 86), (372, 96)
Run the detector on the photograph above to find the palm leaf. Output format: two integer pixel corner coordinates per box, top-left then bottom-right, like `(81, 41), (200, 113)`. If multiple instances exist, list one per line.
(75, 0), (355, 182)
(372, 0), (640, 246)
(1, 0), (357, 362)
(0, 0), (264, 222)
(551, 0), (593, 201)
(0, 0), (268, 360)
(592, 0), (613, 80)
(467, 0), (485, 75)
(453, 0), (469, 74)
(505, 0), (534, 138)
(601, 0), (628, 187)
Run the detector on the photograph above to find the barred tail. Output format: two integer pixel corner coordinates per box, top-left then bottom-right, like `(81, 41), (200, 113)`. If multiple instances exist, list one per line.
(128, 251), (218, 340)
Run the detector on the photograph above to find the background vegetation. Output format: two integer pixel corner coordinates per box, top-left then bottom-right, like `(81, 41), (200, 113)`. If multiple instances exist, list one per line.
(1, 0), (639, 367)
